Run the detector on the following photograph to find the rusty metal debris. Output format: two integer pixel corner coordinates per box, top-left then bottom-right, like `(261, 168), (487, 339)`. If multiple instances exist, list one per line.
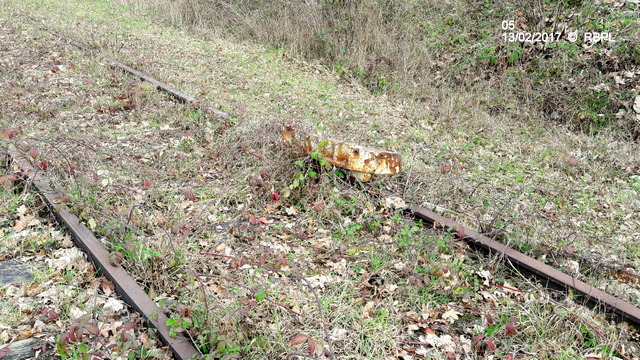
(282, 126), (401, 181)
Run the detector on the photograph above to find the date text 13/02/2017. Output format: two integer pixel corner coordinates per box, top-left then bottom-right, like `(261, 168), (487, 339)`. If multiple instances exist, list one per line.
(501, 31), (615, 43)
(502, 32), (562, 43)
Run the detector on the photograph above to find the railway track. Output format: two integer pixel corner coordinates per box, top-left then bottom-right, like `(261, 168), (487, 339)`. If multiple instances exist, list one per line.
(9, 152), (200, 360)
(404, 199), (640, 327)
(3, 13), (640, 359)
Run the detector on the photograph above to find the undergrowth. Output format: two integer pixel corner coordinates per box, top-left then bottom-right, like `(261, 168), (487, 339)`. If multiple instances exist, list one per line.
(115, 0), (640, 138)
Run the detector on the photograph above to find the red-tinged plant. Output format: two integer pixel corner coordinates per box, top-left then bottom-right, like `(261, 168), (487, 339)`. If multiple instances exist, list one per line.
(270, 192), (280, 202)
(472, 334), (497, 354)
(0, 175), (17, 187)
(276, 253), (288, 268)
(248, 216), (268, 225)
(309, 201), (323, 211)
(38, 161), (48, 170)
(184, 190), (197, 202)
(471, 334), (485, 350)
(143, 180), (152, 186)
(486, 314), (494, 325)
(238, 298), (258, 317)
(41, 307), (58, 321)
(28, 147), (38, 160)
(408, 276), (424, 288)
(289, 333), (321, 356)
(176, 305), (194, 318)
(439, 163), (452, 174)
(485, 340), (497, 350)
(505, 317), (518, 335)
(64, 162), (79, 175)
(117, 325), (136, 342)
(0, 129), (18, 139)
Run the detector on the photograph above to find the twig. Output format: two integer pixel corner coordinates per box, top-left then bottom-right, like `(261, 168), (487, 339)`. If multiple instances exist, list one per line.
(494, 284), (531, 293)
(245, 150), (265, 161)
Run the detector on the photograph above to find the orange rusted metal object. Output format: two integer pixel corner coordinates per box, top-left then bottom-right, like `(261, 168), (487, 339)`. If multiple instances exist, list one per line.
(282, 126), (401, 181)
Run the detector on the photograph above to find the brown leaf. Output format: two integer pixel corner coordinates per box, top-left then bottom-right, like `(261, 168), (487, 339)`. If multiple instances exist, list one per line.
(306, 338), (316, 354)
(83, 321), (100, 335)
(505, 323), (517, 335)
(584, 355), (602, 360)
(101, 281), (113, 297)
(441, 308), (462, 323)
(289, 333), (309, 346)
(276, 253), (288, 268)
(109, 252), (124, 267)
(421, 327), (435, 334)
(13, 214), (34, 232)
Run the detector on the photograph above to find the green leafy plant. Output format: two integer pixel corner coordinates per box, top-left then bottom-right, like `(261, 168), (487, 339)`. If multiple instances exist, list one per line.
(283, 139), (331, 198)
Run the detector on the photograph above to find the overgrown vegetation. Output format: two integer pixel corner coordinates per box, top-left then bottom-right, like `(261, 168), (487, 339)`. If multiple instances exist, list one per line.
(116, 0), (640, 137)
(0, 146), (171, 359)
(1, 0), (639, 358)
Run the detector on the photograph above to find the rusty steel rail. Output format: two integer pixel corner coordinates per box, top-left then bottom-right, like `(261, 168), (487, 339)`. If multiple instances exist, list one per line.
(400, 198), (640, 327)
(28, 16), (229, 119)
(9, 146), (201, 360)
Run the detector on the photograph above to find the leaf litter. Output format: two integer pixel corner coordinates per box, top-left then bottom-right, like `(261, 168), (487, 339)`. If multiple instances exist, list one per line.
(0, 1), (639, 359)
(0, 190), (171, 358)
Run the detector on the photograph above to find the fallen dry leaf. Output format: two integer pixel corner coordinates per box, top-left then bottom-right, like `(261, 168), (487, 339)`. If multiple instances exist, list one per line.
(13, 213), (35, 232)
(289, 333), (309, 346)
(441, 308), (462, 323)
